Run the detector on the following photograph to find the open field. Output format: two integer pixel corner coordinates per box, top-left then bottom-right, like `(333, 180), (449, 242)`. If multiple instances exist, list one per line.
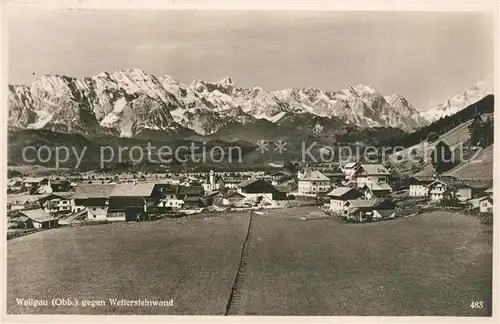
(7, 208), (492, 316)
(7, 213), (249, 315)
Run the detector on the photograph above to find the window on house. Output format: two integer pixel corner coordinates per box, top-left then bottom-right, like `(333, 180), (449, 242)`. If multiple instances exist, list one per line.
(93, 208), (96, 211)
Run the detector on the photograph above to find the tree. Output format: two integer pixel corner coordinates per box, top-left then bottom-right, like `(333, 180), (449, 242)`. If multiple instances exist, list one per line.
(283, 160), (298, 175)
(468, 111), (486, 147)
(483, 116), (494, 147)
(439, 187), (460, 207)
(431, 141), (453, 174)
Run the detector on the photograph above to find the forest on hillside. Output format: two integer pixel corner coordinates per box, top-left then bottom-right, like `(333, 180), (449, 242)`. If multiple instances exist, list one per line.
(381, 94), (494, 148)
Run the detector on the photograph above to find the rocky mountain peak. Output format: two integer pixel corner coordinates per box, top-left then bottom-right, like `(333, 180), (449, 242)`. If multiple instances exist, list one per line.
(9, 69), (439, 138)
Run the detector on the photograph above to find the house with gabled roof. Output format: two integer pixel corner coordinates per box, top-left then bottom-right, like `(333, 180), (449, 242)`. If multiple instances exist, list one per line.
(71, 184), (116, 219)
(297, 170), (331, 195)
(355, 164), (391, 189)
(479, 196), (493, 213)
(107, 182), (160, 221)
(237, 179), (286, 200)
(20, 209), (58, 229)
(326, 187), (363, 213)
(341, 161), (361, 181)
(427, 179), (492, 202)
(178, 185), (205, 209)
(213, 191), (248, 207)
(409, 175), (435, 197)
(346, 198), (395, 222)
(359, 182), (393, 199)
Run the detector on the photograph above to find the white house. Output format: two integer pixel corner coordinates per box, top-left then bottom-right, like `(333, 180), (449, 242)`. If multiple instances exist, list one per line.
(326, 187), (363, 214)
(479, 196), (493, 213)
(297, 170), (331, 195)
(39, 194), (72, 214)
(157, 184), (183, 210)
(71, 184), (116, 220)
(341, 161), (361, 181)
(355, 164), (391, 189)
(359, 183), (393, 199)
(409, 176), (434, 197)
(427, 180), (450, 202)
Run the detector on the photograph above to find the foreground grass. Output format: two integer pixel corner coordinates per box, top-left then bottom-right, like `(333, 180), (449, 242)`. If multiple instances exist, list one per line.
(7, 208), (492, 316)
(8, 213), (249, 315)
(237, 209), (492, 316)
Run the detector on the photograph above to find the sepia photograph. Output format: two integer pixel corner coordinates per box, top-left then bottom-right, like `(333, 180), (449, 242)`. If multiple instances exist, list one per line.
(4, 1), (496, 318)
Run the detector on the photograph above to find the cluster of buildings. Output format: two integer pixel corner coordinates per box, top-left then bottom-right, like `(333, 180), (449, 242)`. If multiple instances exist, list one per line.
(7, 170), (291, 229)
(321, 163), (396, 222)
(7, 160), (493, 229)
(409, 173), (493, 213)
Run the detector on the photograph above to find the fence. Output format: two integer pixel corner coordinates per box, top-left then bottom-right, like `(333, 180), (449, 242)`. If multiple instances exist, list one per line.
(7, 228), (51, 240)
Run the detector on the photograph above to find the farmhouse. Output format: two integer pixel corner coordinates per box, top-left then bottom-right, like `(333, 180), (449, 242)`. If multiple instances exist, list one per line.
(22, 177), (48, 193)
(346, 198), (396, 222)
(409, 176), (434, 197)
(297, 170), (331, 195)
(359, 182), (393, 199)
(72, 184), (116, 219)
(427, 179), (491, 202)
(427, 180), (449, 202)
(327, 187), (363, 214)
(108, 183), (159, 221)
(355, 164), (391, 189)
(50, 180), (72, 192)
(156, 184), (183, 210)
(178, 185), (205, 209)
(20, 209), (58, 229)
(7, 195), (37, 211)
(479, 196), (493, 213)
(38, 193), (72, 214)
(221, 191), (247, 207)
(237, 179), (286, 200)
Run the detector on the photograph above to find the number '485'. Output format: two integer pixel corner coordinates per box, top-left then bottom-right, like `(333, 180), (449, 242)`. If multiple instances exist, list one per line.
(470, 301), (483, 309)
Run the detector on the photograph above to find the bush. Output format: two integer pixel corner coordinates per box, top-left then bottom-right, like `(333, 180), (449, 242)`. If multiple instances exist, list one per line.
(478, 213), (493, 224)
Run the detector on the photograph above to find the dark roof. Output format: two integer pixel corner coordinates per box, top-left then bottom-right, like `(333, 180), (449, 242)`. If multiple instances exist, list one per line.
(347, 198), (394, 214)
(178, 186), (204, 196)
(73, 184), (116, 199)
(108, 197), (146, 210)
(206, 190), (222, 198)
(275, 186), (291, 193)
(238, 178), (261, 188)
(184, 196), (200, 202)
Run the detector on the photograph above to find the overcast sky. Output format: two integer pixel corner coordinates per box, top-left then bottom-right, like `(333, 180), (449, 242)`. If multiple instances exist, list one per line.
(8, 8), (494, 111)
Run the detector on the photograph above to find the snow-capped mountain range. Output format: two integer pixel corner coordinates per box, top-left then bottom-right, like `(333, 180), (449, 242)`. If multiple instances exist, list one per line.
(8, 69), (491, 138)
(420, 75), (494, 122)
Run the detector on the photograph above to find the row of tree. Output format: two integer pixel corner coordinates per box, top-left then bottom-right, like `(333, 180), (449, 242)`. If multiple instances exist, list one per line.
(382, 94), (494, 148)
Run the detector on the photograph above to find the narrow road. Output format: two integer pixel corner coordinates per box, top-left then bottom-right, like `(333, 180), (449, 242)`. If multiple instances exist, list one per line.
(224, 210), (254, 315)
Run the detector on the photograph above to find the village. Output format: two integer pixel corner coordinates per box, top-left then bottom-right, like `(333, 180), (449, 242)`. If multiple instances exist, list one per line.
(6, 158), (493, 237)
